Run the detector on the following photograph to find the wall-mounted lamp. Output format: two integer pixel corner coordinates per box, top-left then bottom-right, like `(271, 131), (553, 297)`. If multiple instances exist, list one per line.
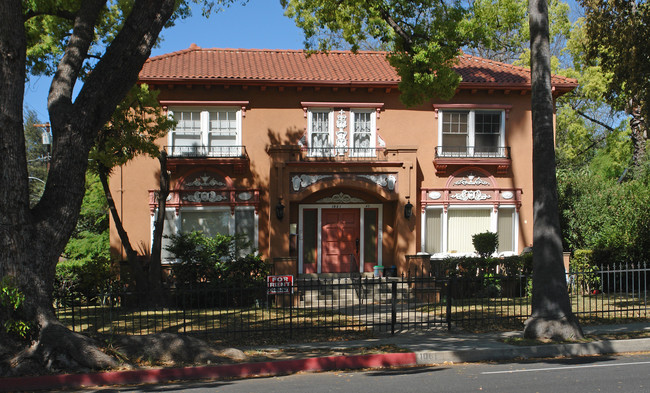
(404, 199), (413, 219)
(275, 199), (285, 220)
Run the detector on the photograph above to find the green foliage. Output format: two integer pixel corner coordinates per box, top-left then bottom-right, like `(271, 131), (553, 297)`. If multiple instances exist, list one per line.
(166, 232), (270, 288)
(89, 84), (175, 172)
(472, 231), (499, 258)
(569, 250), (601, 294)
(63, 172), (109, 262)
(53, 257), (121, 302)
(0, 276), (32, 340)
(282, 0), (482, 106)
(558, 170), (650, 263)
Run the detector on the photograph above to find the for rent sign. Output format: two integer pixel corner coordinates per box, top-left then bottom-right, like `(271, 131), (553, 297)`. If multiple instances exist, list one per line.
(267, 275), (294, 294)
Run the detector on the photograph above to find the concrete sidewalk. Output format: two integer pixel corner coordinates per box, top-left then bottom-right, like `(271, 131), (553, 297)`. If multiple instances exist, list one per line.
(3, 323), (650, 392)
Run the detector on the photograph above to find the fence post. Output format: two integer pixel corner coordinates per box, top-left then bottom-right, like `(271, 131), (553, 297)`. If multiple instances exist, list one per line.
(391, 280), (397, 335)
(446, 277), (453, 331)
(289, 285), (293, 339)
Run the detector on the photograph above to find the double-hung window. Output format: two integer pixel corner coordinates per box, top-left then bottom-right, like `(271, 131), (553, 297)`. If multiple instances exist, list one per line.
(437, 107), (506, 158)
(168, 107), (242, 157)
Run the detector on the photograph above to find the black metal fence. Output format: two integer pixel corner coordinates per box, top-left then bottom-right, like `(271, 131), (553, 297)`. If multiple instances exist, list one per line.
(54, 263), (649, 339)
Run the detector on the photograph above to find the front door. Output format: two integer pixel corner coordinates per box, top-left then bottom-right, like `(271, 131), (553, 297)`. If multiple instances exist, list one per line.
(321, 209), (360, 273)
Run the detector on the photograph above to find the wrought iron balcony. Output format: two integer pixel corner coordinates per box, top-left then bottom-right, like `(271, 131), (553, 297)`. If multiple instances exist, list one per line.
(165, 145), (248, 159)
(434, 146), (510, 159)
(300, 146), (387, 162)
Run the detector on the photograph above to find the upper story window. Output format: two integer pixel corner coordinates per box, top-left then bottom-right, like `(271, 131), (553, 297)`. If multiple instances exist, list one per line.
(164, 102), (248, 158)
(308, 109), (333, 153)
(301, 102), (383, 159)
(435, 104), (511, 158)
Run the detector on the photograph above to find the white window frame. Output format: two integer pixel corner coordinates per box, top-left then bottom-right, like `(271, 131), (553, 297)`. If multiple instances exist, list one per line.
(437, 109), (506, 157)
(168, 106), (242, 157)
(421, 205), (518, 256)
(307, 108), (334, 156)
(151, 206), (259, 263)
(349, 109), (377, 157)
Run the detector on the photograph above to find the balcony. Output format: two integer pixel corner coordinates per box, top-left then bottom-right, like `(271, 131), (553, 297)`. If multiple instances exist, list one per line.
(433, 146), (511, 175)
(165, 145), (249, 173)
(300, 147), (387, 162)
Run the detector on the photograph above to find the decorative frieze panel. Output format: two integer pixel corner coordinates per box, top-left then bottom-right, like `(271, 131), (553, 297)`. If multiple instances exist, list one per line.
(183, 172), (227, 189)
(450, 190), (491, 201)
(317, 192), (365, 204)
(291, 173), (398, 192)
(183, 191), (228, 203)
(453, 175), (490, 186)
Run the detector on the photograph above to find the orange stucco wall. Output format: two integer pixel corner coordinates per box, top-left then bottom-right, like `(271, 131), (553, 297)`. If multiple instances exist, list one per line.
(110, 83), (537, 273)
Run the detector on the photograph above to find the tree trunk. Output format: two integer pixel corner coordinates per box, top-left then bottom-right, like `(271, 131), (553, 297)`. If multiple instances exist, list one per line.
(98, 164), (147, 291)
(629, 102), (647, 174)
(0, 0), (177, 374)
(524, 0), (583, 340)
(149, 150), (170, 298)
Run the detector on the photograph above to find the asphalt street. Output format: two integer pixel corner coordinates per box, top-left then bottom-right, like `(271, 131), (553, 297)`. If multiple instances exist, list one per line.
(74, 352), (650, 393)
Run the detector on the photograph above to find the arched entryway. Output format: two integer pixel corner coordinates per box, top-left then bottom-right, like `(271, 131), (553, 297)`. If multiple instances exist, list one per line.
(297, 189), (385, 274)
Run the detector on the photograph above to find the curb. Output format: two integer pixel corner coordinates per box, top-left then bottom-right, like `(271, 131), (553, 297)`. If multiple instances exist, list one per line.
(3, 338), (650, 392)
(414, 337), (650, 365)
(1, 353), (417, 392)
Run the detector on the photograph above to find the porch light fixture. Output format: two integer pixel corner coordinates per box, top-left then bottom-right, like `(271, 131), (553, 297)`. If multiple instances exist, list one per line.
(404, 200), (413, 219)
(275, 199), (285, 220)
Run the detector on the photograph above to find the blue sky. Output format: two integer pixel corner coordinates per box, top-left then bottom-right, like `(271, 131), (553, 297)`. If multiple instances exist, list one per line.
(24, 0), (304, 123)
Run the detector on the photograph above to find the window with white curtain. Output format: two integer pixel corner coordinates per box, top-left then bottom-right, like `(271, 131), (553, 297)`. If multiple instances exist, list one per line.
(350, 109), (376, 156)
(308, 109), (332, 155)
(168, 107), (241, 157)
(447, 209), (491, 253)
(423, 206), (517, 255)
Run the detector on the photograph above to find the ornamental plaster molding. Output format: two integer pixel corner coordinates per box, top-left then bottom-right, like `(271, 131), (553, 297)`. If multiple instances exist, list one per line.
(238, 192), (253, 201)
(317, 192), (365, 204)
(185, 175), (226, 188)
(335, 109), (348, 156)
(184, 191), (228, 203)
(501, 191), (514, 200)
(428, 191), (442, 200)
(450, 190), (492, 201)
(453, 175), (490, 186)
(358, 174), (396, 190)
(291, 174), (333, 191)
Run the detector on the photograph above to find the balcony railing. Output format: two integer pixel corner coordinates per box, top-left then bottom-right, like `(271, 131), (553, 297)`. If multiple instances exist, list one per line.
(165, 145), (248, 159)
(435, 146), (510, 159)
(301, 146), (387, 161)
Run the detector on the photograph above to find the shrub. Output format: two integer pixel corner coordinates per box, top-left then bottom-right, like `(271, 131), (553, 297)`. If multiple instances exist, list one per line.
(472, 231), (498, 258)
(166, 232), (270, 288)
(0, 276), (31, 340)
(53, 256), (120, 302)
(569, 249), (601, 294)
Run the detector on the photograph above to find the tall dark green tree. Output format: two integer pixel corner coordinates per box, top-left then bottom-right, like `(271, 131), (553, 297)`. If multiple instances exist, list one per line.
(580, 0), (650, 172)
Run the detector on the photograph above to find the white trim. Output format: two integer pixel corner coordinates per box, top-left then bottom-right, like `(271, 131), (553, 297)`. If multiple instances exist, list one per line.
(168, 106), (243, 156)
(437, 108), (506, 156)
(298, 203), (383, 274)
(423, 204), (518, 255)
(349, 109), (377, 157)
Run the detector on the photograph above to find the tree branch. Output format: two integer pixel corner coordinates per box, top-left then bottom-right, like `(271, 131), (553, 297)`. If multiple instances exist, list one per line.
(23, 9), (75, 22)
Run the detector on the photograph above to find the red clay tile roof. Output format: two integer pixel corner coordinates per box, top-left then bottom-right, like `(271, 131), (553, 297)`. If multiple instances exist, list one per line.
(139, 45), (577, 93)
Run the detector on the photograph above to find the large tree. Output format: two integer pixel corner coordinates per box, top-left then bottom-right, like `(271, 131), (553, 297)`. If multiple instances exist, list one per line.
(524, 0), (582, 339)
(0, 0), (230, 373)
(580, 0), (650, 171)
(283, 0), (582, 339)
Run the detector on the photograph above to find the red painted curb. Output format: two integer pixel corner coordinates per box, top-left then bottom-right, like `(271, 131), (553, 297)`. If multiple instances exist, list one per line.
(1, 352), (417, 392)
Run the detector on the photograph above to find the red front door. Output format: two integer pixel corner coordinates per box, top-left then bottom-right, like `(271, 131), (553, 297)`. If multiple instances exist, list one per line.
(321, 209), (360, 273)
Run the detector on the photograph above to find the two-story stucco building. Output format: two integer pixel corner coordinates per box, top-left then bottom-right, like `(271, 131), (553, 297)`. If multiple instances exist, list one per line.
(109, 45), (576, 276)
